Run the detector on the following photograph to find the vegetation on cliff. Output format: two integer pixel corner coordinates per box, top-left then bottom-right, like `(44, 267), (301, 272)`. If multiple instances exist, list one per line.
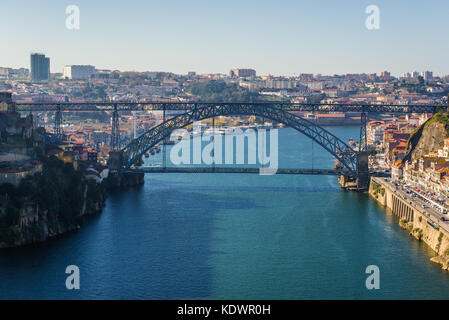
(436, 232), (444, 253)
(370, 181), (385, 198)
(0, 156), (106, 247)
(424, 113), (449, 136)
(406, 124), (425, 151)
(412, 228), (423, 241)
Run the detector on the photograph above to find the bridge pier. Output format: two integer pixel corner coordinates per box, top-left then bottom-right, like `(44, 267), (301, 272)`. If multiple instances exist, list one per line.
(108, 151), (123, 172)
(356, 151), (369, 190)
(111, 104), (120, 150)
(54, 105), (62, 142)
(338, 151), (369, 191)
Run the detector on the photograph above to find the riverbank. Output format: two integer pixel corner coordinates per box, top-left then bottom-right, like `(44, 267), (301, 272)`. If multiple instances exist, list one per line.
(369, 176), (449, 270)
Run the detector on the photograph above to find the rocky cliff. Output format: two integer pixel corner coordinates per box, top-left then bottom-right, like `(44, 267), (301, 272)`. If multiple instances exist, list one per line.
(0, 156), (107, 248)
(104, 172), (145, 189)
(0, 158), (145, 248)
(404, 113), (449, 161)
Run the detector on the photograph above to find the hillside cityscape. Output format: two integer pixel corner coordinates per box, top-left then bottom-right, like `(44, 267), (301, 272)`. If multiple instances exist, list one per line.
(2, 49), (449, 300)
(1, 53), (448, 172)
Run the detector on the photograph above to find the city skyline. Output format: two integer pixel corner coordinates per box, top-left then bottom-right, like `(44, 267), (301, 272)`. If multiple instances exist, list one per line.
(1, 0), (449, 76)
(2, 56), (442, 78)
(0, 56), (444, 78)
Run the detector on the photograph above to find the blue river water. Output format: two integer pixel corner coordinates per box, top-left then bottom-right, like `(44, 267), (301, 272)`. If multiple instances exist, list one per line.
(1, 126), (449, 299)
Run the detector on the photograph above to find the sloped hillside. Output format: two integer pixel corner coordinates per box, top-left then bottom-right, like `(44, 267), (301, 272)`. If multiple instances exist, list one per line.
(404, 113), (449, 161)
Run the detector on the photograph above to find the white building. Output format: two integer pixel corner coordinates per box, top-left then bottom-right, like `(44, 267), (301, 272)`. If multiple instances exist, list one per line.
(305, 81), (324, 90)
(63, 65), (96, 80)
(391, 163), (403, 181)
(426, 86), (444, 94)
(265, 78), (297, 89)
(367, 125), (385, 145)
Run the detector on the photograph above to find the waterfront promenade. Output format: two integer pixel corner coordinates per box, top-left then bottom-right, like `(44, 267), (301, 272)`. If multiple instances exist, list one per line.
(370, 176), (449, 268)
(372, 177), (449, 233)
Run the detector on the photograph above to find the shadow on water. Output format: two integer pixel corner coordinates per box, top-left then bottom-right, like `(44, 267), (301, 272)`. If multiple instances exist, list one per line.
(0, 179), (260, 299)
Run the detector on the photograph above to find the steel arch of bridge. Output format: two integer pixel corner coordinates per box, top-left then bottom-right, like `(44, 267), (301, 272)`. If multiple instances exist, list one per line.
(120, 104), (358, 175)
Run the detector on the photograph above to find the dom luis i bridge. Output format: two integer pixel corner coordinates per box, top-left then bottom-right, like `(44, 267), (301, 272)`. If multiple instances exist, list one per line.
(8, 98), (447, 190)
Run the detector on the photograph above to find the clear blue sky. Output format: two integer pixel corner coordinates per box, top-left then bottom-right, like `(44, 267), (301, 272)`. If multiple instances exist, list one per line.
(1, 0), (448, 76)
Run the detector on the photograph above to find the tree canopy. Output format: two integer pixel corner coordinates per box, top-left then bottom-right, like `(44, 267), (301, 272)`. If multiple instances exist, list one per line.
(186, 80), (262, 102)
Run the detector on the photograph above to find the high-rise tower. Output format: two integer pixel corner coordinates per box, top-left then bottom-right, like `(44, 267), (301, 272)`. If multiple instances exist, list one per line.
(30, 53), (50, 81)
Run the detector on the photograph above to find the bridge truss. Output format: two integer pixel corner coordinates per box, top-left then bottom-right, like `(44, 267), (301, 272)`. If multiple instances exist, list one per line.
(11, 100), (444, 182)
(119, 104), (359, 176)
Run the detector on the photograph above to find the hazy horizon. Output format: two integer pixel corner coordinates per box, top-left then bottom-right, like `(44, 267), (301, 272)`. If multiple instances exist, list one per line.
(1, 0), (449, 76)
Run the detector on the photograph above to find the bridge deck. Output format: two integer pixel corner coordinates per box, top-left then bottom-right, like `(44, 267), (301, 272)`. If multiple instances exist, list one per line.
(15, 102), (441, 113)
(125, 167), (348, 175)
